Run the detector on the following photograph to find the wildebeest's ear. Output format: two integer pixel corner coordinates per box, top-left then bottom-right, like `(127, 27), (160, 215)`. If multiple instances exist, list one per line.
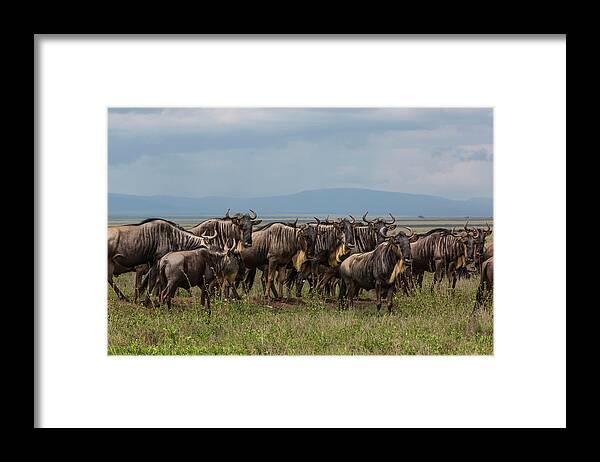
(251, 219), (262, 225)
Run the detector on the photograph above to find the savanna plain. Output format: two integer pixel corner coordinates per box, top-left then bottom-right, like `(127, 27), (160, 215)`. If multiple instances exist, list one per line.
(107, 218), (493, 355)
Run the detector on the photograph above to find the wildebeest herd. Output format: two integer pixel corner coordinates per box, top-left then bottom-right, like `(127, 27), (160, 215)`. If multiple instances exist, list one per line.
(108, 211), (493, 315)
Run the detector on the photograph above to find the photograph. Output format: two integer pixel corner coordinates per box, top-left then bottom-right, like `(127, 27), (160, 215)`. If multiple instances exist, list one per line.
(107, 107), (494, 355)
(37, 35), (565, 428)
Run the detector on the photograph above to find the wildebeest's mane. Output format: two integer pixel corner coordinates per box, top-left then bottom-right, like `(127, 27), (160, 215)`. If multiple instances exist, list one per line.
(189, 212), (254, 228)
(125, 217), (177, 226)
(254, 221), (296, 232)
(418, 227), (451, 237)
(190, 216), (231, 228)
(125, 217), (192, 233)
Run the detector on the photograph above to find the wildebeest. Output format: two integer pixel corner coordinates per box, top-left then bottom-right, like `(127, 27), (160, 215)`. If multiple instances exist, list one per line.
(107, 218), (216, 302)
(409, 225), (475, 294)
(354, 211), (396, 251)
(291, 216), (356, 297)
(157, 244), (242, 313)
(483, 242), (493, 261)
(472, 222), (492, 272)
(472, 256), (493, 313)
(313, 212), (397, 298)
(339, 226), (413, 313)
(188, 209), (262, 250)
(239, 221), (319, 300)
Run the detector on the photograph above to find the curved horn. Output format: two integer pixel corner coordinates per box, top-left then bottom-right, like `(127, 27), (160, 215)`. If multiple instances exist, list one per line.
(201, 230), (218, 240)
(362, 211), (373, 223)
(349, 214), (356, 224)
(387, 213), (396, 224)
(249, 209), (257, 219)
(402, 226), (414, 237)
(314, 216), (321, 225)
(225, 208), (230, 218)
(293, 217), (298, 228)
(464, 220), (470, 232)
(380, 226), (400, 238)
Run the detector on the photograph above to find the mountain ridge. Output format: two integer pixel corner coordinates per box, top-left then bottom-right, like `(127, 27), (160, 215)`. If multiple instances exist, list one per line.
(108, 188), (493, 217)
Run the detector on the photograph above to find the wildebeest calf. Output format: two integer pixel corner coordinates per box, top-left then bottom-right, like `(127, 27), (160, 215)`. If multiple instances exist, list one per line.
(157, 246), (241, 313)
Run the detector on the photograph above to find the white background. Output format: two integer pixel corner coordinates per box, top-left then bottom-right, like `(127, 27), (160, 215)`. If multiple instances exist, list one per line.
(36, 36), (566, 428)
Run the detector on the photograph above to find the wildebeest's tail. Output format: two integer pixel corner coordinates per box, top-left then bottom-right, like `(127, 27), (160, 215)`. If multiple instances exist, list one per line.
(338, 277), (347, 310)
(157, 259), (168, 302)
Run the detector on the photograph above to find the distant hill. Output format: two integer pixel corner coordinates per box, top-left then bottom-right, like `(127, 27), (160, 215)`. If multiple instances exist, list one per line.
(108, 188), (493, 217)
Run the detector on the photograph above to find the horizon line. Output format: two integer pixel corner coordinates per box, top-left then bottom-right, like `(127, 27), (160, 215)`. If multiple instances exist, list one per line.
(108, 187), (493, 202)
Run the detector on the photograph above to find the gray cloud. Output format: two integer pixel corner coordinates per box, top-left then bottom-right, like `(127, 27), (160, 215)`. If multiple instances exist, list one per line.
(108, 108), (493, 200)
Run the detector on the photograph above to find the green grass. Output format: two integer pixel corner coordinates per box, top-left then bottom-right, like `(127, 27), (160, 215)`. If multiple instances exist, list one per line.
(107, 270), (493, 355)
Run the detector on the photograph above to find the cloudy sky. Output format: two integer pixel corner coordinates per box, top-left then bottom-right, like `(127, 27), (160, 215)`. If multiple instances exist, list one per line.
(108, 108), (493, 200)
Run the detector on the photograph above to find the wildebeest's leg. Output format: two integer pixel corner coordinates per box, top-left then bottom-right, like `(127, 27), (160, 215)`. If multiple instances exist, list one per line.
(279, 268), (292, 301)
(133, 267), (142, 303)
(228, 278), (241, 300)
(386, 286), (395, 313)
(264, 260), (276, 300)
(200, 286), (207, 306)
(161, 281), (176, 309)
(431, 261), (444, 294)
(277, 269), (286, 301)
(295, 272), (303, 298)
(202, 284), (211, 316)
(450, 268), (458, 296)
(348, 282), (358, 310)
(415, 271), (424, 291)
(401, 275), (411, 296)
(145, 263), (161, 306)
(295, 264), (306, 297)
(324, 275), (332, 297)
(471, 280), (484, 315)
(260, 269), (267, 295)
(309, 261), (319, 294)
(338, 278), (346, 310)
(108, 275), (129, 301)
(284, 268), (297, 300)
(243, 267), (256, 295)
(139, 262), (159, 306)
(375, 282), (382, 311)
(108, 259), (130, 301)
